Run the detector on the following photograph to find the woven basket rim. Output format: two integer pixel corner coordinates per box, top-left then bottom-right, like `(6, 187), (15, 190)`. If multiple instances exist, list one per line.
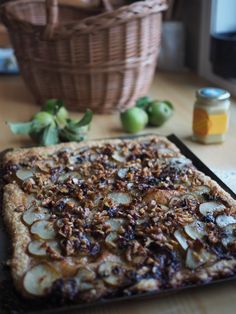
(1, 0), (168, 38)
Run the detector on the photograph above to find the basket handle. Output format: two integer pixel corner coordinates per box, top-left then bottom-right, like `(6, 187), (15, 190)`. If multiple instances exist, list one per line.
(44, 0), (59, 40)
(101, 0), (113, 12)
(44, 0), (113, 40)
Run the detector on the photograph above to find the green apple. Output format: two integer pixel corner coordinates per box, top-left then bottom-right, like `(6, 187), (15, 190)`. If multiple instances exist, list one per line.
(33, 112), (55, 128)
(147, 100), (174, 126)
(120, 107), (148, 133)
(55, 106), (69, 126)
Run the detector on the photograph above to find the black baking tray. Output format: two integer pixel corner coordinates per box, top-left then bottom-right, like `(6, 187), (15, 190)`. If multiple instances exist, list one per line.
(0, 133), (236, 314)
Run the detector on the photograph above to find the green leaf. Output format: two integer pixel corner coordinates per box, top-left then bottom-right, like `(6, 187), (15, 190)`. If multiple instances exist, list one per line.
(32, 112), (55, 129)
(55, 107), (69, 127)
(135, 96), (152, 110)
(59, 121), (89, 142)
(59, 127), (86, 142)
(30, 128), (44, 143)
(8, 102), (92, 146)
(65, 119), (77, 129)
(59, 110), (92, 142)
(73, 109), (93, 128)
(59, 129), (76, 142)
(7, 121), (34, 134)
(39, 124), (59, 146)
(42, 99), (64, 115)
(65, 122), (89, 134)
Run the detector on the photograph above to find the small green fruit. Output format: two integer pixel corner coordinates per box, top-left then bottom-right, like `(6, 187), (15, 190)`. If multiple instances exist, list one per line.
(56, 107), (69, 126)
(33, 112), (55, 128)
(42, 99), (63, 115)
(120, 107), (148, 133)
(147, 101), (174, 127)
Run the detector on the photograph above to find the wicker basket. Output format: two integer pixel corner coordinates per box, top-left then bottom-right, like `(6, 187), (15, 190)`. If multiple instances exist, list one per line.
(1, 0), (167, 113)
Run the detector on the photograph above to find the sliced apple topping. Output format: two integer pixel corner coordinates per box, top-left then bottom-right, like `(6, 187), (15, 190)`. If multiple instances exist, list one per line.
(22, 207), (50, 226)
(127, 182), (134, 190)
(76, 267), (96, 282)
(25, 194), (38, 209)
(68, 155), (81, 165)
(23, 264), (60, 296)
(193, 185), (210, 195)
(184, 221), (207, 240)
(169, 157), (192, 168)
(186, 248), (213, 270)
(105, 232), (118, 250)
(98, 261), (124, 287)
(28, 240), (61, 257)
(199, 202), (225, 217)
(174, 229), (189, 250)
(129, 278), (158, 292)
(58, 171), (81, 183)
(222, 235), (235, 248)
(216, 215), (236, 228)
(30, 220), (56, 240)
(112, 151), (125, 163)
(117, 168), (128, 179)
(221, 223), (236, 247)
(105, 218), (125, 231)
(108, 192), (132, 205)
(16, 168), (34, 181)
(75, 267), (96, 291)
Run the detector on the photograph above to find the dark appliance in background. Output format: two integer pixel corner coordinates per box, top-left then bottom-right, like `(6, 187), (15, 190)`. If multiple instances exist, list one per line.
(211, 32), (236, 79)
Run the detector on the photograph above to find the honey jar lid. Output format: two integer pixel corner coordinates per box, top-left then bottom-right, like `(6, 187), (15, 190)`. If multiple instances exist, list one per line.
(197, 87), (230, 101)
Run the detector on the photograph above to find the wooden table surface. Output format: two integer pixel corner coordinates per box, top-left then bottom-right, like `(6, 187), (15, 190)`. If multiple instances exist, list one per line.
(0, 71), (236, 314)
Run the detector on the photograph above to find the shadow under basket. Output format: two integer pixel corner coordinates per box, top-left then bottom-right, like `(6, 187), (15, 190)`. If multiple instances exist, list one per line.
(1, 0), (167, 113)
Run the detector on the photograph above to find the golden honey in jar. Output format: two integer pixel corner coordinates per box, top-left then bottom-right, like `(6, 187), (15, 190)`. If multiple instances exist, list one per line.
(192, 87), (230, 144)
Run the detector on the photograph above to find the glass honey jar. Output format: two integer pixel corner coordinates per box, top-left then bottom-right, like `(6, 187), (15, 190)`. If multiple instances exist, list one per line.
(192, 87), (231, 144)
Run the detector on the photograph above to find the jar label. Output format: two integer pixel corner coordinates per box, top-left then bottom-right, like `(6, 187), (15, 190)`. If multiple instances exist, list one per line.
(193, 108), (228, 136)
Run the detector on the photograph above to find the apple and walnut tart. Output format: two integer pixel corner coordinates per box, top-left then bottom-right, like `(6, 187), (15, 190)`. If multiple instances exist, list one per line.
(2, 136), (236, 301)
